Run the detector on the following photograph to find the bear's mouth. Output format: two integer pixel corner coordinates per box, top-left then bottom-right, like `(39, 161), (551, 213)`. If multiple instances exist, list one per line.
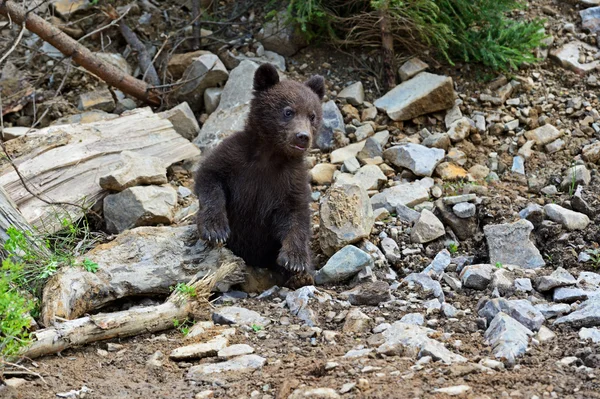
(291, 144), (307, 151)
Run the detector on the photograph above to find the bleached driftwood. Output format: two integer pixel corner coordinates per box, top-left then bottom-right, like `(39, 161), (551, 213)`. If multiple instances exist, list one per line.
(40, 226), (246, 326)
(22, 262), (237, 359)
(0, 108), (200, 232)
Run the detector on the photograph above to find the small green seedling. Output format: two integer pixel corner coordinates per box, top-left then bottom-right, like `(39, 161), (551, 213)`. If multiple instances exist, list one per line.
(251, 324), (263, 332)
(82, 258), (99, 273)
(495, 262), (503, 269)
(172, 283), (197, 298)
(448, 242), (458, 254)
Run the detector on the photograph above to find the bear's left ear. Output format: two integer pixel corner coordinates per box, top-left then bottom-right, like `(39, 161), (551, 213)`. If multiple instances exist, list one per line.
(305, 75), (325, 99)
(253, 63), (280, 92)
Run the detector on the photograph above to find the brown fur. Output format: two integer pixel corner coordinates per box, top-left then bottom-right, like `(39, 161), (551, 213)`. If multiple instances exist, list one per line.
(194, 63), (325, 283)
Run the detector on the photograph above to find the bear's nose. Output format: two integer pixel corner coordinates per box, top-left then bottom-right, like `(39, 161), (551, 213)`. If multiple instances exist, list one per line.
(296, 132), (310, 144)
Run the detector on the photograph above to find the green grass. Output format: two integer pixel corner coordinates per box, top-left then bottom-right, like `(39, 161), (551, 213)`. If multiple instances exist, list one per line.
(448, 242), (458, 254)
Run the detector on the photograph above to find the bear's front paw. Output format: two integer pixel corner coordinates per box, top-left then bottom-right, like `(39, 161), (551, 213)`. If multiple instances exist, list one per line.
(197, 212), (230, 246)
(277, 246), (309, 274)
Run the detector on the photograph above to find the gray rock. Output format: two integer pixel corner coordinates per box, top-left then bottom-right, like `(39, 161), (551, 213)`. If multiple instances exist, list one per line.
(411, 209), (445, 244)
(460, 264), (494, 290)
(383, 144), (445, 177)
(212, 306), (271, 328)
(217, 344), (255, 359)
(512, 156), (525, 175)
(395, 204), (421, 224)
(356, 137), (383, 161)
(519, 203), (545, 228)
(578, 271), (600, 290)
(289, 388), (341, 399)
(422, 133), (451, 150)
(492, 268), (515, 296)
(423, 298), (442, 311)
(158, 102), (200, 141)
(342, 308), (372, 333)
(1, 127), (37, 141)
(232, 50), (287, 72)
(330, 130), (390, 164)
(315, 245), (373, 285)
(400, 313), (425, 325)
(104, 186), (177, 233)
(404, 273), (445, 302)
(286, 285), (331, 326)
(514, 278), (533, 292)
(377, 322), (467, 363)
(318, 100), (346, 150)
(553, 287), (597, 303)
(536, 267), (576, 292)
(453, 202), (476, 218)
(447, 117), (471, 143)
(187, 354), (266, 379)
(203, 87), (222, 115)
(371, 179), (432, 212)
(541, 185), (559, 196)
(545, 138), (565, 154)
(535, 303), (572, 319)
(422, 249), (451, 277)
(345, 281), (391, 305)
(194, 61), (258, 149)
(170, 336), (228, 360)
(579, 327), (600, 343)
(572, 186), (595, 218)
(442, 194), (477, 205)
(99, 151), (167, 192)
(177, 54), (229, 111)
(374, 72), (455, 121)
(484, 219), (545, 269)
(354, 124), (374, 142)
(256, 11), (307, 56)
(338, 165), (386, 191)
(442, 273), (462, 291)
(380, 237), (401, 265)
(338, 82), (364, 106)
(398, 57), (428, 81)
(582, 141), (600, 163)
(442, 303), (458, 318)
(484, 312), (533, 366)
(479, 298), (545, 331)
(41, 226), (246, 325)
(319, 184), (374, 256)
(77, 89), (115, 112)
(435, 199), (477, 241)
(550, 41), (600, 74)
(342, 157), (361, 174)
(343, 348), (372, 358)
(524, 124), (562, 145)
(555, 295), (600, 328)
(544, 204), (590, 230)
(445, 104), (463, 128)
(581, 6), (600, 33)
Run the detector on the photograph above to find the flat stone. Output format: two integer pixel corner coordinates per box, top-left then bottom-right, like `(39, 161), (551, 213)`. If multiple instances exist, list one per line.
(371, 179), (432, 211)
(310, 163), (337, 185)
(582, 141), (600, 163)
(289, 388), (341, 399)
(514, 278), (533, 292)
(435, 199), (477, 241)
(544, 204), (590, 230)
(342, 157), (361, 174)
(400, 313), (425, 325)
(77, 89), (115, 112)
(99, 151), (167, 192)
(445, 105), (463, 128)
(536, 267), (576, 292)
(492, 268), (515, 296)
(442, 194), (476, 205)
(338, 82), (364, 106)
(344, 281), (391, 306)
(436, 162), (468, 181)
(578, 272), (600, 290)
(286, 286), (331, 327)
(484, 312), (533, 366)
(404, 273), (445, 302)
(581, 6), (600, 33)
(319, 184), (374, 256)
(555, 295), (600, 327)
(168, 50), (212, 79)
(187, 355), (266, 379)
(354, 124), (374, 141)
(411, 209), (445, 244)
(579, 327), (600, 342)
(433, 386), (471, 396)
(315, 245), (373, 285)
(546, 138), (565, 154)
(342, 308), (372, 333)
(1, 126), (37, 141)
(340, 165), (386, 191)
(157, 102), (200, 141)
(343, 348), (373, 358)
(460, 264), (494, 290)
(479, 298), (545, 331)
(377, 322), (467, 363)
(398, 58), (428, 81)
(104, 186), (177, 233)
(484, 219), (545, 269)
(318, 100), (345, 150)
(422, 249), (452, 277)
(536, 325), (556, 342)
(512, 156), (525, 175)
(383, 143), (445, 177)
(212, 306), (270, 328)
(95, 52), (132, 75)
(553, 287), (597, 303)
(550, 41), (600, 74)
(374, 72), (455, 121)
(453, 202), (476, 218)
(170, 336), (228, 360)
(535, 303), (572, 319)
(217, 344), (254, 359)
(421, 132), (451, 150)
(395, 203), (421, 224)
(524, 124), (562, 145)
(447, 117), (471, 143)
(330, 130), (389, 164)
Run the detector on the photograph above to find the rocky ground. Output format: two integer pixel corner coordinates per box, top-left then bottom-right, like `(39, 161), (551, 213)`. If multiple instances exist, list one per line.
(3, 0), (600, 398)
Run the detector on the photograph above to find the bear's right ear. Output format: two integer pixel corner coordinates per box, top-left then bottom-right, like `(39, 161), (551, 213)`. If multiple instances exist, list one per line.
(253, 63), (280, 92)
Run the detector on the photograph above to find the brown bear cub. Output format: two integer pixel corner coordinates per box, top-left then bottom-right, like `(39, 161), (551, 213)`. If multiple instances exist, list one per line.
(194, 63), (325, 284)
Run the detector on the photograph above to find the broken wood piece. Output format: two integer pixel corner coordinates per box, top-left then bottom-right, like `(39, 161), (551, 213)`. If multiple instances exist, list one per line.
(40, 225), (246, 326)
(0, 0), (160, 105)
(117, 20), (161, 86)
(22, 262), (238, 359)
(0, 107), (200, 232)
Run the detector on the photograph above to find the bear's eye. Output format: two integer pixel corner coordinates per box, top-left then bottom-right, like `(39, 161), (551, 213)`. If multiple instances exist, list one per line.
(310, 112), (316, 122)
(283, 107), (294, 119)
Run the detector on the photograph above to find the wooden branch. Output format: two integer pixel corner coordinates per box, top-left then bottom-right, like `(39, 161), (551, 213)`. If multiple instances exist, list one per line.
(117, 20), (161, 87)
(191, 0), (201, 50)
(379, 1), (396, 91)
(21, 262), (237, 359)
(0, 0), (160, 105)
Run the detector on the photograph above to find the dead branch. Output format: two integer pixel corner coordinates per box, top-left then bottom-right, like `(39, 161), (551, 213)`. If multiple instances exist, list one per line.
(191, 0), (201, 50)
(0, 20), (25, 65)
(77, 6), (131, 43)
(379, 1), (396, 90)
(0, 0), (160, 105)
(118, 21), (160, 86)
(20, 262), (237, 360)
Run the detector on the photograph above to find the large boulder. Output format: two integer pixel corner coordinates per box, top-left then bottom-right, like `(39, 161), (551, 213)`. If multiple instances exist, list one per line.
(256, 11), (308, 57)
(484, 219), (545, 269)
(176, 53), (229, 111)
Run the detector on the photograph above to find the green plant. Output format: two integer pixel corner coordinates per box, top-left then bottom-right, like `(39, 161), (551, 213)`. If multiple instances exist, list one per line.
(586, 249), (600, 268)
(448, 242), (458, 254)
(173, 318), (194, 336)
(82, 258), (99, 273)
(251, 324), (263, 332)
(568, 163), (577, 197)
(171, 283), (197, 298)
(495, 262), (503, 269)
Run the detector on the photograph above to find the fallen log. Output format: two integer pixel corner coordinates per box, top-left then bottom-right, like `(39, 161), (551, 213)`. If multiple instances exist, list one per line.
(40, 225), (247, 326)
(22, 262), (237, 359)
(0, 0), (161, 105)
(0, 107), (200, 232)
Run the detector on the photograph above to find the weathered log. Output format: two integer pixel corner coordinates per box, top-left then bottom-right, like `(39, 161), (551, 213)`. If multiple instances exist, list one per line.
(40, 225), (246, 326)
(0, 108), (200, 232)
(0, 1), (161, 105)
(22, 262), (237, 359)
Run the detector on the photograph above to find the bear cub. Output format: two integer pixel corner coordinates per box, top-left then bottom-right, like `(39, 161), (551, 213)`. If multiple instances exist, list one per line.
(194, 63), (325, 282)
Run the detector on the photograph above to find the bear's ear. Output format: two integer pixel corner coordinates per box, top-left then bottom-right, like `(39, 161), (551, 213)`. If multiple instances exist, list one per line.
(305, 75), (325, 99)
(253, 63), (280, 92)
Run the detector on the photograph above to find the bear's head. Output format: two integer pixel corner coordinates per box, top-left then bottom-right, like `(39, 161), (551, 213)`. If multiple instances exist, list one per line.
(248, 63), (325, 158)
